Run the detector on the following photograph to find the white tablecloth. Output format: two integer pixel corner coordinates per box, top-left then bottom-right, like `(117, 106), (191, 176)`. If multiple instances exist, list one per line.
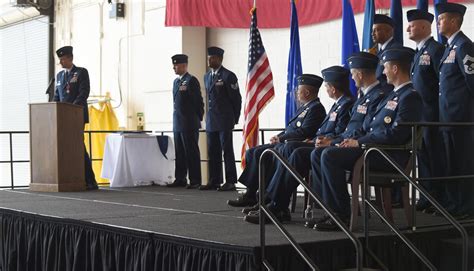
(101, 134), (175, 187)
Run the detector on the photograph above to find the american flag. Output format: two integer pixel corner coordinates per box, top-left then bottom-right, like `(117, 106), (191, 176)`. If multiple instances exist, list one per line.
(241, 7), (275, 168)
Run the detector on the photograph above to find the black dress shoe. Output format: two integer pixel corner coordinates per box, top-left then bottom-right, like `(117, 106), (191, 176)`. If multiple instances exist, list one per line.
(228, 194), (257, 207)
(217, 182), (236, 191)
(305, 215), (330, 228)
(244, 206), (291, 224)
(86, 184), (99, 191)
(242, 203), (259, 214)
(167, 180), (186, 187)
(185, 183), (201, 189)
(314, 217), (349, 231)
(416, 202), (431, 212)
(199, 184), (219, 190)
(422, 206), (436, 214)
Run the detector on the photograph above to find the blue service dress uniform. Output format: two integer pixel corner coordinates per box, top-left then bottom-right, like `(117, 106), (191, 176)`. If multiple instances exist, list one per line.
(53, 65), (97, 188)
(237, 98), (326, 199)
(265, 95), (354, 198)
(410, 37), (445, 206)
(173, 72), (205, 185)
(273, 95), (354, 160)
(204, 66), (242, 186)
(376, 39), (401, 85)
(438, 31), (474, 215)
(311, 83), (422, 219)
(267, 83), (388, 206)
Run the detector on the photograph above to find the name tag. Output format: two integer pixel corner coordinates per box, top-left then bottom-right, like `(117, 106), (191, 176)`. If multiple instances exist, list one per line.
(385, 100), (398, 111)
(357, 105), (367, 114)
(216, 80), (224, 86)
(179, 86), (187, 91)
(329, 112), (337, 121)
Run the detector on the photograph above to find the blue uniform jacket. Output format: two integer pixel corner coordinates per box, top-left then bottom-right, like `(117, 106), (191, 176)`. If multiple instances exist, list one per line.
(173, 72), (204, 132)
(357, 83), (422, 145)
(316, 95), (354, 138)
(439, 31), (474, 129)
(277, 98), (326, 142)
(376, 39), (401, 84)
(332, 82), (389, 144)
(411, 37), (445, 122)
(204, 66), (242, 132)
(53, 65), (90, 123)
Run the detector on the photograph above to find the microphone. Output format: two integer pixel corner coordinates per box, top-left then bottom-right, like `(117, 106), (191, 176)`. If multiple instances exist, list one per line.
(45, 77), (55, 102)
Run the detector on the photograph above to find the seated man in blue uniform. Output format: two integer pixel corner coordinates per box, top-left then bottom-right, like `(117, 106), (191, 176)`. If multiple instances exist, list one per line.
(244, 48), (422, 230)
(53, 46), (98, 190)
(200, 47), (242, 191)
(233, 66), (355, 212)
(227, 74), (327, 207)
(270, 66), (354, 161)
(167, 54), (205, 189)
(406, 9), (445, 213)
(436, 3), (474, 219)
(243, 53), (388, 222)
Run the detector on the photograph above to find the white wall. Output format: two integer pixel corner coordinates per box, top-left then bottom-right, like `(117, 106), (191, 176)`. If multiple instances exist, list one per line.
(53, 1), (474, 133)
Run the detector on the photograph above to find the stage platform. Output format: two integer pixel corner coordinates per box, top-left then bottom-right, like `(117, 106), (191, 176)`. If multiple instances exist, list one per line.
(0, 186), (473, 271)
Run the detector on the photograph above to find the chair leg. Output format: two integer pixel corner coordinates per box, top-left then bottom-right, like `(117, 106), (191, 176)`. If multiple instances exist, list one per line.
(381, 187), (394, 223)
(402, 185), (413, 227)
(291, 189), (297, 213)
(350, 175), (361, 231)
(349, 157), (364, 231)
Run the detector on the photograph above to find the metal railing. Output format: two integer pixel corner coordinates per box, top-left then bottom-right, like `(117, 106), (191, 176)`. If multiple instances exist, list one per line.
(258, 148), (364, 271)
(0, 128), (285, 189)
(360, 120), (474, 271)
(405, 122), (474, 229)
(0, 131), (30, 189)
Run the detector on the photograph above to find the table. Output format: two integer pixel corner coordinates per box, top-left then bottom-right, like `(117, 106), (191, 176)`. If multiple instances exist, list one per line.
(101, 133), (175, 187)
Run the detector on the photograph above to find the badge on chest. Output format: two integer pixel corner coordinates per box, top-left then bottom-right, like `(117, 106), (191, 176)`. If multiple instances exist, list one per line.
(419, 52), (431, 66)
(179, 81), (188, 91)
(215, 79), (224, 87)
(444, 49), (456, 64)
(357, 105), (367, 114)
(329, 112), (338, 121)
(385, 100), (398, 111)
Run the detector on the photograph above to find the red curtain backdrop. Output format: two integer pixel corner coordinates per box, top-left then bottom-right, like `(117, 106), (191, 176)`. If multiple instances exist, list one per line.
(165, 0), (467, 29)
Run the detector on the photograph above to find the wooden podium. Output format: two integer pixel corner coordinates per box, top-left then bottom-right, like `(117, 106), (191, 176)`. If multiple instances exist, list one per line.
(29, 102), (86, 192)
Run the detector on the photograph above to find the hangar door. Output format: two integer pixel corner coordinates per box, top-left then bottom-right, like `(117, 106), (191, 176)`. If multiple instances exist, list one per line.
(0, 16), (49, 186)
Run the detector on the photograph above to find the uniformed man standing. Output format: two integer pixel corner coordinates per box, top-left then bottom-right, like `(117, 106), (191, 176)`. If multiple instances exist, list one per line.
(53, 46), (98, 190)
(436, 3), (474, 218)
(200, 47), (242, 191)
(167, 54), (204, 189)
(373, 14), (401, 85)
(406, 9), (445, 213)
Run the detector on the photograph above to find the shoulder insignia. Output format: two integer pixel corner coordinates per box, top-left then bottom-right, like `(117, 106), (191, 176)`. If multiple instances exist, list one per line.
(463, 55), (474, 75)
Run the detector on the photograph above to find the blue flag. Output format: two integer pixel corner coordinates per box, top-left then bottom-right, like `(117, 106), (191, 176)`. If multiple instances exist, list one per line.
(390, 0), (403, 44)
(417, 0), (428, 11)
(434, 0), (448, 45)
(285, 0), (302, 125)
(341, 0), (360, 96)
(362, 0), (375, 51)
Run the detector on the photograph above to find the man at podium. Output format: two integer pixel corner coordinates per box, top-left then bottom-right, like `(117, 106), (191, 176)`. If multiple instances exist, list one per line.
(53, 46), (98, 190)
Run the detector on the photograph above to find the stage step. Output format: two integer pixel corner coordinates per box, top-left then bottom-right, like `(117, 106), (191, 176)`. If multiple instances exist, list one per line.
(438, 237), (474, 271)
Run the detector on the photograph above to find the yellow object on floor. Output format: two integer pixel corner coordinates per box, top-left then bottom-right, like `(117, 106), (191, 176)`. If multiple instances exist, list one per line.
(84, 102), (119, 185)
